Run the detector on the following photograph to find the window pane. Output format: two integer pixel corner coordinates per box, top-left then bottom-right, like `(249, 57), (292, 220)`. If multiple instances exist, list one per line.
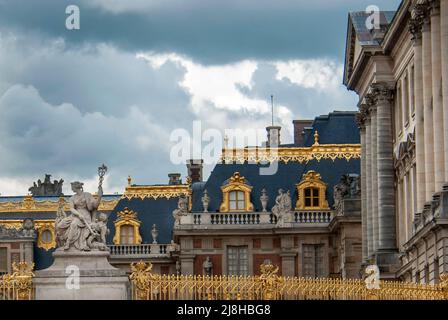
(41, 230), (53, 243)
(237, 200), (245, 209)
(305, 188), (311, 197)
(313, 197), (319, 207)
(229, 191), (236, 200)
(227, 246), (248, 276)
(305, 198), (311, 207)
(237, 191), (244, 200)
(229, 200), (237, 210)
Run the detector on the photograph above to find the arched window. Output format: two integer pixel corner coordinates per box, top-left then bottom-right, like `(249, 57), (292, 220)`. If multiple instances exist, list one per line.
(113, 207), (142, 245)
(295, 171), (329, 210)
(220, 172), (254, 212)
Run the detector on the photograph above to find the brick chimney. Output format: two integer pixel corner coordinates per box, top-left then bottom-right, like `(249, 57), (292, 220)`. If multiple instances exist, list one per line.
(168, 173), (182, 185)
(266, 126), (281, 147)
(293, 120), (313, 146)
(186, 159), (203, 183)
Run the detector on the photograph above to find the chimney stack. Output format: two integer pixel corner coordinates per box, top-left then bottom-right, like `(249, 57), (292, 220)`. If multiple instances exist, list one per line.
(293, 120), (313, 146)
(168, 173), (182, 185)
(186, 159), (203, 183)
(266, 126), (281, 147)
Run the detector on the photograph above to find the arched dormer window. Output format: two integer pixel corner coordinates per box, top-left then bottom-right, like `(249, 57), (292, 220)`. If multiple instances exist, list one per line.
(220, 172), (254, 212)
(113, 207), (142, 245)
(295, 171), (329, 210)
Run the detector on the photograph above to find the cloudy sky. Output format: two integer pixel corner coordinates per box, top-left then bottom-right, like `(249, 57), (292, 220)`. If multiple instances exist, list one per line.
(0, 0), (400, 196)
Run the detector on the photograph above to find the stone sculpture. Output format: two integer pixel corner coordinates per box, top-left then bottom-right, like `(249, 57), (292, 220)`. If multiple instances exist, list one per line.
(54, 164), (109, 251)
(203, 256), (213, 276)
(151, 224), (158, 244)
(173, 196), (189, 225)
(260, 188), (269, 212)
(271, 189), (292, 225)
(202, 190), (210, 213)
(28, 174), (64, 196)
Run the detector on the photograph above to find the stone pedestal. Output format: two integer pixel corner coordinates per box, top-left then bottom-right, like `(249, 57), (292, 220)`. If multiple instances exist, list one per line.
(34, 250), (129, 300)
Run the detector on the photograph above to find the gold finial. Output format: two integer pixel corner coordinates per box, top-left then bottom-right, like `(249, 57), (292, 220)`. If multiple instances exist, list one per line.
(313, 130), (319, 145)
(127, 175), (132, 186)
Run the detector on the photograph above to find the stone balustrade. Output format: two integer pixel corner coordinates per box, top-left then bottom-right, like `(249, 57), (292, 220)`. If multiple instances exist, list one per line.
(108, 243), (177, 258)
(177, 211), (333, 228)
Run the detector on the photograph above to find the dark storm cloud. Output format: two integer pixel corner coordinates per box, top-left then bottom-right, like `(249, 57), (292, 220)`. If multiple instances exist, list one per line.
(0, 0), (401, 64)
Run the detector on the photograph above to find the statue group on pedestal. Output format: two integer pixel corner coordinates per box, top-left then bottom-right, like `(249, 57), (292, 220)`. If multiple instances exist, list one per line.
(28, 174), (64, 196)
(55, 164), (109, 252)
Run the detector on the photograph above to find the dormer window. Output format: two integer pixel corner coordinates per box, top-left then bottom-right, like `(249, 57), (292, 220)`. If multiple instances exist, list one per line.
(296, 171), (329, 210)
(220, 172), (254, 212)
(113, 207), (142, 245)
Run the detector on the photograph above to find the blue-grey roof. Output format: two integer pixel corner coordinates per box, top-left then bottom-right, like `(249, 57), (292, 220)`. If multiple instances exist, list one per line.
(107, 197), (178, 245)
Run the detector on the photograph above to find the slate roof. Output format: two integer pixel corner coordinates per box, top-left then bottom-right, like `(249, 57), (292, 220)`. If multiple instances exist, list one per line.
(192, 111), (360, 212)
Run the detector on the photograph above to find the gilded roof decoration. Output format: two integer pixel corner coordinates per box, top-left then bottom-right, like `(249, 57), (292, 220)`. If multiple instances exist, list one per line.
(0, 195), (118, 213)
(220, 144), (361, 164)
(122, 184), (191, 200)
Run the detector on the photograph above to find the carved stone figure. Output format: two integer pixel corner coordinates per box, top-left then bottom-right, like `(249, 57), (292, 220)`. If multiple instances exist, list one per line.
(28, 174), (64, 196)
(201, 190), (210, 213)
(173, 196), (189, 225)
(21, 218), (36, 237)
(260, 188), (269, 212)
(151, 224), (158, 244)
(0, 221), (36, 240)
(54, 165), (108, 252)
(271, 189), (292, 225)
(333, 174), (361, 210)
(203, 256), (213, 276)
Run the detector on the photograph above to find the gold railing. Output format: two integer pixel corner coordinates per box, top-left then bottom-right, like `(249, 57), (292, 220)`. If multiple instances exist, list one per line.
(129, 261), (448, 300)
(0, 262), (35, 300)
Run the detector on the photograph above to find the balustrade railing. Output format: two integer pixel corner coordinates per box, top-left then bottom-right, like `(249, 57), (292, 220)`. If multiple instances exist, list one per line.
(294, 211), (332, 223)
(210, 213), (260, 225)
(108, 244), (173, 257)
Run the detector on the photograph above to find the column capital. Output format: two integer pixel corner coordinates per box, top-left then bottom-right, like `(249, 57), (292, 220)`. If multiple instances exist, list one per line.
(409, 3), (429, 40)
(356, 104), (369, 129)
(369, 83), (394, 104)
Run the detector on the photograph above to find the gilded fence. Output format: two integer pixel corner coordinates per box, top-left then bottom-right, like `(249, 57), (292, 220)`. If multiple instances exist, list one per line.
(129, 261), (448, 300)
(0, 262), (35, 300)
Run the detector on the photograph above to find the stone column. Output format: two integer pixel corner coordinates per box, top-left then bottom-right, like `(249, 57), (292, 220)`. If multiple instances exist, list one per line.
(357, 106), (368, 262)
(409, 11), (426, 212)
(422, 16), (435, 200)
(430, 2), (445, 191)
(369, 99), (379, 253)
(440, 0), (448, 182)
(365, 115), (373, 257)
(372, 84), (397, 251)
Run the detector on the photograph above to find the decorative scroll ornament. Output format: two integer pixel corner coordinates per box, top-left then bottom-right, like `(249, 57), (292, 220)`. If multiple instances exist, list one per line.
(122, 184), (192, 201)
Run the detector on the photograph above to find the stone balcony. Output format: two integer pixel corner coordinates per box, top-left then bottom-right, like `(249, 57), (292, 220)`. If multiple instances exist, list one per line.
(175, 210), (334, 230)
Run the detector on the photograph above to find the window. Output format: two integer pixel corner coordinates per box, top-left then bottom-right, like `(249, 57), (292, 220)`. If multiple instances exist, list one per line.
(227, 246), (248, 276)
(434, 259), (440, 284)
(120, 225), (135, 245)
(302, 244), (324, 278)
(0, 247), (7, 274)
(304, 187), (320, 207)
(220, 172), (254, 212)
(113, 207), (142, 245)
(229, 191), (245, 210)
(295, 171), (329, 210)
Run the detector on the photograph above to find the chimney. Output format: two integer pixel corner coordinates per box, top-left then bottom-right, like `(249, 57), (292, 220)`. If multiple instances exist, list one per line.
(186, 159), (203, 183)
(168, 173), (182, 185)
(266, 126), (281, 147)
(293, 120), (313, 146)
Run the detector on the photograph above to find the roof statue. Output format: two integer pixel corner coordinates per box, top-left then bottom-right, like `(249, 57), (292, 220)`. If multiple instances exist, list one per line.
(28, 174), (64, 196)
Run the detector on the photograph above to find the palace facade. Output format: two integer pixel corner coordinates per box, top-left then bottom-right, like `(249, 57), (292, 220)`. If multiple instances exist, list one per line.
(0, 112), (363, 279)
(344, 0), (448, 282)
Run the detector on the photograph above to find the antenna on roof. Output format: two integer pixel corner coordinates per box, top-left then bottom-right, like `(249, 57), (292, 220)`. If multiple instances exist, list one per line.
(270, 94), (274, 126)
